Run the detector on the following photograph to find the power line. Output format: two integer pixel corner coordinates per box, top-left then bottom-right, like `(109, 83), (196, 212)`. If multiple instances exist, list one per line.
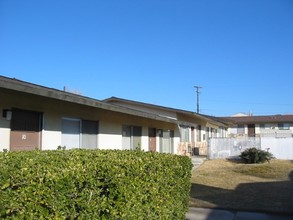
(194, 86), (202, 113)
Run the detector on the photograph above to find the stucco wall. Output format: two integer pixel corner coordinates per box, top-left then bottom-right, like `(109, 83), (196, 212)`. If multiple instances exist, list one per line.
(0, 126), (10, 151)
(0, 88), (180, 153)
(141, 127), (149, 151)
(41, 112), (62, 150)
(98, 120), (122, 150)
(0, 102), (12, 151)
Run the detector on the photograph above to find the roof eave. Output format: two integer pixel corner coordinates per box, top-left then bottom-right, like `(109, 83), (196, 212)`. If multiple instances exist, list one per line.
(0, 76), (178, 124)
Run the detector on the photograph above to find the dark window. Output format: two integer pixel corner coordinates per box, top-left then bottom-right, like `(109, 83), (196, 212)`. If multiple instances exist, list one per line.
(278, 123), (289, 130)
(82, 120), (98, 149)
(237, 125), (245, 134)
(11, 109), (42, 132)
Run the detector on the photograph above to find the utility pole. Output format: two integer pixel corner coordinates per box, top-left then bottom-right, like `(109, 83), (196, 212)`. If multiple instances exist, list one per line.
(194, 86), (202, 113)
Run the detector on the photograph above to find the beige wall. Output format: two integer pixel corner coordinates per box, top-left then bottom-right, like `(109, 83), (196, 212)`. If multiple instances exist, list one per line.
(98, 121), (122, 150)
(0, 88), (180, 153)
(0, 98), (13, 151)
(42, 112), (62, 150)
(0, 126), (10, 152)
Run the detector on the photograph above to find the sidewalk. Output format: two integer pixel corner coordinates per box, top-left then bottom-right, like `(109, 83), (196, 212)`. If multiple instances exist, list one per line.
(191, 155), (206, 171)
(186, 207), (293, 220)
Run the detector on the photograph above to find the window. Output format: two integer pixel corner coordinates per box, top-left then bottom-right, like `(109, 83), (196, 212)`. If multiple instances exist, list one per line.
(158, 129), (174, 154)
(237, 125), (245, 134)
(11, 109), (42, 132)
(278, 123), (290, 130)
(122, 125), (142, 150)
(82, 120), (99, 149)
(61, 118), (98, 149)
(197, 125), (202, 142)
(61, 118), (80, 149)
(213, 128), (218, 138)
(206, 127), (210, 139)
(179, 125), (189, 142)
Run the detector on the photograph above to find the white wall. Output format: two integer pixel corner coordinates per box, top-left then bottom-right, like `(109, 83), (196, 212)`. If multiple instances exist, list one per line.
(0, 108), (11, 151)
(0, 127), (10, 151)
(141, 127), (149, 151)
(42, 113), (62, 150)
(173, 136), (181, 154)
(98, 121), (122, 150)
(261, 137), (293, 160)
(42, 130), (61, 150)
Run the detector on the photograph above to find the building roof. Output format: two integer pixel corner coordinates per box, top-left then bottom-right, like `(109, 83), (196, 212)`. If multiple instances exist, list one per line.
(103, 96), (227, 127)
(0, 75), (180, 124)
(219, 114), (293, 124)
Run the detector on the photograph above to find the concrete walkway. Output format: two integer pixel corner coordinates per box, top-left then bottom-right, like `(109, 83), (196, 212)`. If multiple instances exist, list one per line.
(186, 207), (293, 220)
(191, 156), (206, 171)
(188, 157), (293, 219)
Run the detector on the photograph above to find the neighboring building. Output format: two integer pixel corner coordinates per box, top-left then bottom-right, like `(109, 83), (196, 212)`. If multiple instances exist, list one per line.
(0, 76), (227, 155)
(220, 114), (293, 138)
(104, 97), (228, 155)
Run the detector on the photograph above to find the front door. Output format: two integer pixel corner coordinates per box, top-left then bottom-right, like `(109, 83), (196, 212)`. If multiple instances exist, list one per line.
(248, 124), (255, 137)
(10, 109), (42, 151)
(148, 128), (156, 152)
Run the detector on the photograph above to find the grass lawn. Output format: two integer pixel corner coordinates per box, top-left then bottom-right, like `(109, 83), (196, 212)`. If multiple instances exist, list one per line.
(190, 159), (293, 214)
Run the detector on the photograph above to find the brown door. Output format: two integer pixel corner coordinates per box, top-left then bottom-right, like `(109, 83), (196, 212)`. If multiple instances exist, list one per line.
(148, 128), (156, 152)
(248, 124), (255, 137)
(10, 109), (42, 151)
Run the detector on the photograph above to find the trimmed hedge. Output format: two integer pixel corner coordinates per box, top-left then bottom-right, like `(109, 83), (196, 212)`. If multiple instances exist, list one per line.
(0, 150), (192, 219)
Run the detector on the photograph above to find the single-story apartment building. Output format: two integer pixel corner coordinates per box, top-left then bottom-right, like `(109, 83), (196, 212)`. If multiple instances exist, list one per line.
(219, 114), (293, 138)
(0, 76), (227, 155)
(104, 97), (228, 155)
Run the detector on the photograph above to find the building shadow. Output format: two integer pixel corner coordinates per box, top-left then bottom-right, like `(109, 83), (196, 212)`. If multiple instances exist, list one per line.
(190, 170), (293, 217)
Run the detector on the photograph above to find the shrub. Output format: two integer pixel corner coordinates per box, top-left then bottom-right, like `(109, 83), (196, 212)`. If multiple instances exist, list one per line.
(0, 149), (192, 219)
(240, 147), (274, 164)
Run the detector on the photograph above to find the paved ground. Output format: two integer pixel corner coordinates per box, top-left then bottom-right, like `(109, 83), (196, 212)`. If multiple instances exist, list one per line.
(188, 157), (293, 220)
(186, 207), (293, 220)
(191, 155), (206, 171)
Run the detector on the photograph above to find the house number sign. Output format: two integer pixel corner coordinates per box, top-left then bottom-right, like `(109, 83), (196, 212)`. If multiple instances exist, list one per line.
(22, 134), (27, 140)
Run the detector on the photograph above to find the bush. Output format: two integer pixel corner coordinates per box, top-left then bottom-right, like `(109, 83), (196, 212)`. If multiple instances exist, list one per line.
(0, 149), (192, 219)
(240, 147), (274, 164)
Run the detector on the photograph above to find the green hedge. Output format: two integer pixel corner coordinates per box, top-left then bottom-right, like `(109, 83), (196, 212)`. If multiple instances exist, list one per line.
(0, 150), (192, 219)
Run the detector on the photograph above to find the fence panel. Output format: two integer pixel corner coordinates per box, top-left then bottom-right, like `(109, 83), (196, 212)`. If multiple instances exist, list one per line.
(261, 137), (293, 160)
(209, 137), (293, 160)
(208, 137), (260, 159)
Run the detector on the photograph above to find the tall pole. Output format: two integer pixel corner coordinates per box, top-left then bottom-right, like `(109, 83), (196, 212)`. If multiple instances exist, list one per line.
(194, 86), (202, 113)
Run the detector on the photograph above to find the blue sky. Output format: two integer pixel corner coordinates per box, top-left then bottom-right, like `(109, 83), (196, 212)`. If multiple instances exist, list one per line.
(1, 0), (292, 116)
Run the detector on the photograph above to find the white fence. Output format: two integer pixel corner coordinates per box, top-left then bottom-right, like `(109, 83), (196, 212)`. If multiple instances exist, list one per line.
(208, 137), (293, 160)
(208, 137), (261, 159)
(261, 137), (293, 160)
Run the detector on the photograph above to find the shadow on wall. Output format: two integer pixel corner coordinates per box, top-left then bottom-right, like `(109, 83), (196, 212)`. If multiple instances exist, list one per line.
(190, 171), (293, 216)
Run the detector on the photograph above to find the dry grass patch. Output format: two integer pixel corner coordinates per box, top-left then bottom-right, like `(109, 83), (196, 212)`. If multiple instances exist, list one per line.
(190, 159), (293, 214)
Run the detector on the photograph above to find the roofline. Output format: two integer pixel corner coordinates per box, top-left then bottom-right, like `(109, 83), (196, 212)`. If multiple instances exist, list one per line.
(198, 114), (234, 126)
(218, 115), (293, 124)
(103, 96), (227, 127)
(0, 76), (179, 124)
(103, 96), (194, 114)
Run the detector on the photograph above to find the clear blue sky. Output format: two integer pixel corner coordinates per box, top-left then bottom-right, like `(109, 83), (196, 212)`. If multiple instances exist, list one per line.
(1, 0), (292, 116)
